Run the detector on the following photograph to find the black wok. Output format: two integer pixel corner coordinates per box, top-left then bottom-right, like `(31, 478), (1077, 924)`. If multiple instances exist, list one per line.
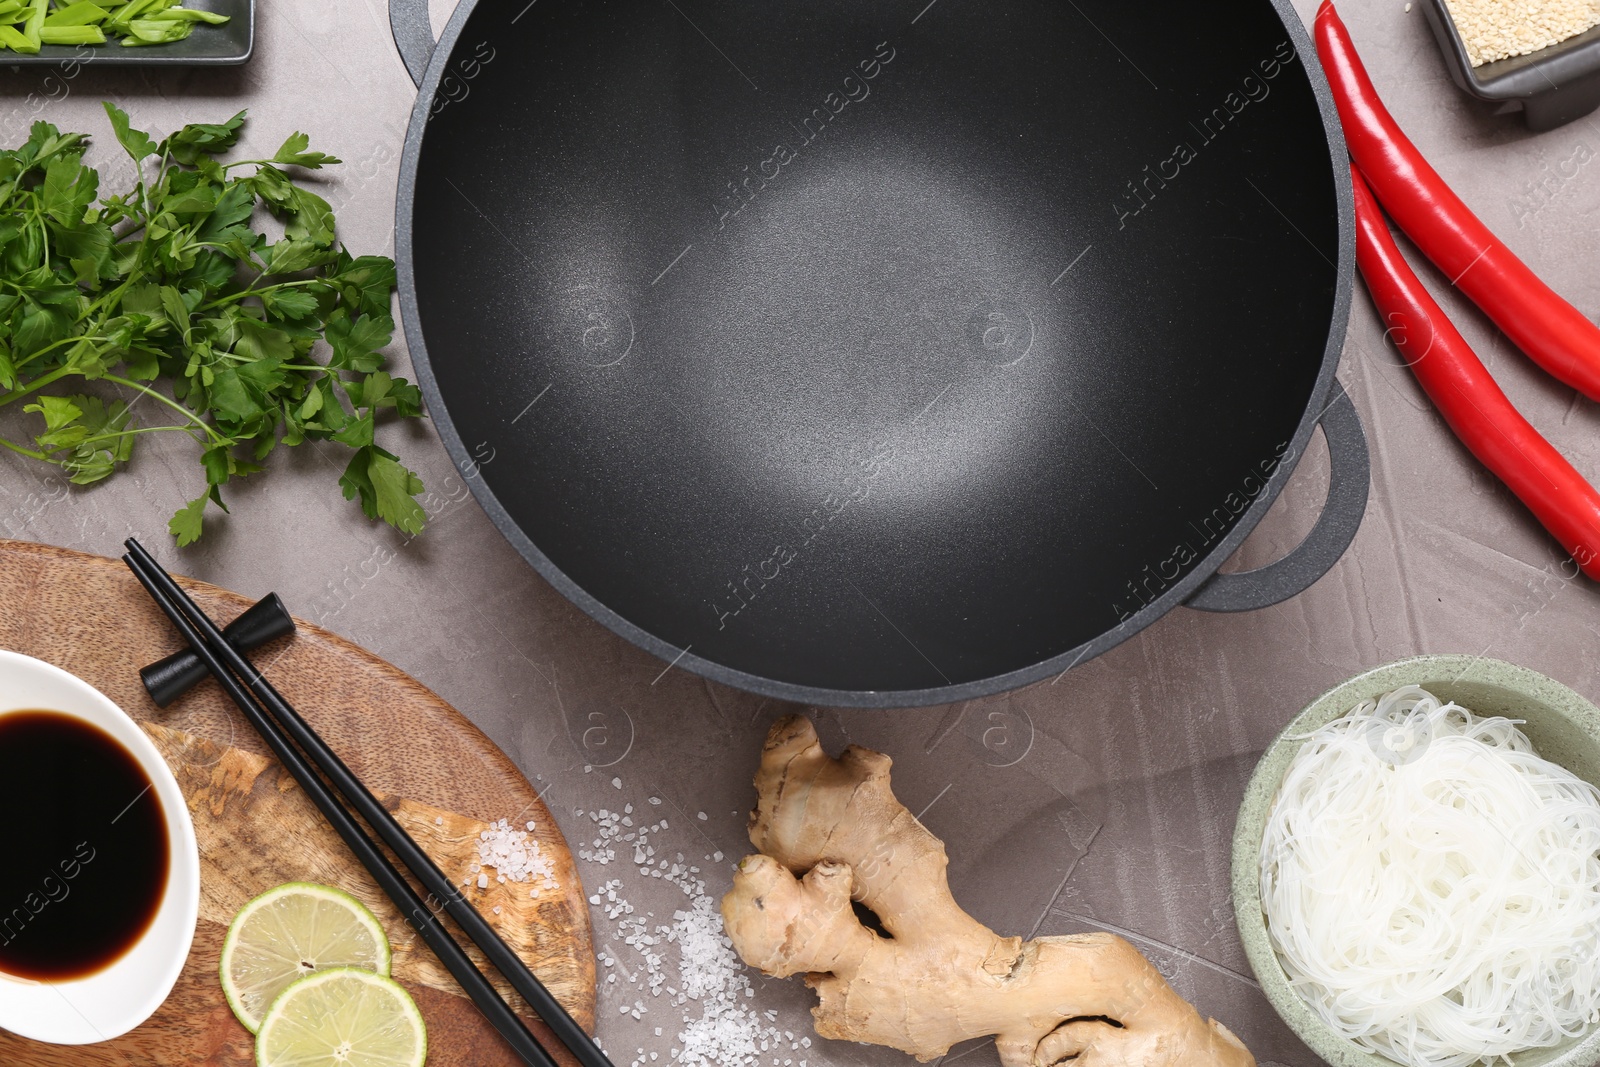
(391, 0), (1368, 708)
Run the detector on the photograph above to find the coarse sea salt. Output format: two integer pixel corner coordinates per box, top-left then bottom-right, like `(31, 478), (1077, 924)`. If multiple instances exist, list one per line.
(468, 817), (560, 899)
(579, 793), (810, 1067)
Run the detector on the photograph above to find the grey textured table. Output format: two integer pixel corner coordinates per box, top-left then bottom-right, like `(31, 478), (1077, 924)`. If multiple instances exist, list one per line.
(3, 1), (1599, 1066)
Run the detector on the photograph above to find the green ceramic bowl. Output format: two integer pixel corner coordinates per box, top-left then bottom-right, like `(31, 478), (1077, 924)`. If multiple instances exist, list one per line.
(1231, 655), (1600, 1067)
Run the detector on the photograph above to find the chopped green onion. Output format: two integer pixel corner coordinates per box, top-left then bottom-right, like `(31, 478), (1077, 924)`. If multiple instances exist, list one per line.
(145, 6), (227, 22)
(105, 0), (157, 30)
(0, 0), (226, 47)
(0, 22), (34, 49)
(39, 22), (102, 40)
(120, 15), (189, 41)
(44, 1), (109, 25)
(22, 0), (47, 50)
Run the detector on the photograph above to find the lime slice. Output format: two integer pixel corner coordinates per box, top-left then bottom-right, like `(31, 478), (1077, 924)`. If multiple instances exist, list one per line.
(256, 967), (427, 1067)
(220, 882), (392, 1033)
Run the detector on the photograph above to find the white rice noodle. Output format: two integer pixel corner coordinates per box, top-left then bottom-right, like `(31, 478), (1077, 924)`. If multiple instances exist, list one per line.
(1261, 685), (1600, 1067)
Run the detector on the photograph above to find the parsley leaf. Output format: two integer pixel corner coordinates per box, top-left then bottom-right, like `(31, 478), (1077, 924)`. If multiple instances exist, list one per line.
(272, 132), (341, 170)
(101, 102), (156, 162)
(168, 494), (207, 546)
(341, 446), (425, 535)
(40, 153), (98, 225)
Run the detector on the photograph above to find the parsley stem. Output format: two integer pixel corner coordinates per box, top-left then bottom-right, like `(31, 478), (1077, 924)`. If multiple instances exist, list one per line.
(18, 425), (200, 462)
(14, 334), (110, 372)
(0, 365), (73, 408)
(81, 269), (143, 321)
(79, 425), (200, 447)
(100, 374), (228, 445)
(196, 278), (319, 312)
(0, 436), (48, 461)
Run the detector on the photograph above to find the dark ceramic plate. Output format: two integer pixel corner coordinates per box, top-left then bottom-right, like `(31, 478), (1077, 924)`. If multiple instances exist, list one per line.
(0, 0), (251, 65)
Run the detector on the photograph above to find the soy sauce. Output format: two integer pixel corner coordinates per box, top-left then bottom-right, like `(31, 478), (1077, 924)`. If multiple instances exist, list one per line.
(0, 710), (169, 981)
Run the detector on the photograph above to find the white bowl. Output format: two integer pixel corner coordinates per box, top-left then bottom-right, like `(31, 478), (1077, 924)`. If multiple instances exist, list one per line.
(0, 649), (200, 1044)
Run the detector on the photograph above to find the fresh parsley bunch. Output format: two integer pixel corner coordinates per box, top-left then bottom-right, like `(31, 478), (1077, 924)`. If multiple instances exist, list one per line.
(0, 102), (426, 545)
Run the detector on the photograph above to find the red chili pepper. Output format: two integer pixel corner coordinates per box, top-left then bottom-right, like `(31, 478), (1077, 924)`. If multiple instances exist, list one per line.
(1317, 1), (1600, 401)
(1351, 164), (1600, 577)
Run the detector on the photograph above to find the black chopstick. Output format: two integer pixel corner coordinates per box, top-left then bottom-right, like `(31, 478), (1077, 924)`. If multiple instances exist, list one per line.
(124, 537), (610, 1067)
(122, 548), (563, 1067)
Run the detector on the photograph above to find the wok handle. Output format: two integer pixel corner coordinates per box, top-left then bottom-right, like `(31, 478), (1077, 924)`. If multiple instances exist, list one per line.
(1185, 381), (1369, 613)
(390, 0), (434, 86)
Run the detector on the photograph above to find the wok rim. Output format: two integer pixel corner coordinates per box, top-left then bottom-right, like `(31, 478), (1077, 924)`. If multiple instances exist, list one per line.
(394, 0), (1356, 710)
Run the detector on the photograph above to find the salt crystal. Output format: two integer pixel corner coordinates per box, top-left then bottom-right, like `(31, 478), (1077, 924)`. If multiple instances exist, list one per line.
(578, 795), (803, 1067)
(435, 816), (443, 825)
(613, 776), (623, 789)
(474, 816), (560, 890)
(696, 812), (707, 821)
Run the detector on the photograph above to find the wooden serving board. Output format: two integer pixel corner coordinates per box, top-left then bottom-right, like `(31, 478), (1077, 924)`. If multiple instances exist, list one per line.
(0, 539), (596, 1067)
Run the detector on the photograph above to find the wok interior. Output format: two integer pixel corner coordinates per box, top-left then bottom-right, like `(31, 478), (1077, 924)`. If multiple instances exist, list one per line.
(410, 0), (1338, 696)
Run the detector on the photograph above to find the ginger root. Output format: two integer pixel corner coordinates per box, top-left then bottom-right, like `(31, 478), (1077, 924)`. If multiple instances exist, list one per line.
(721, 716), (1255, 1067)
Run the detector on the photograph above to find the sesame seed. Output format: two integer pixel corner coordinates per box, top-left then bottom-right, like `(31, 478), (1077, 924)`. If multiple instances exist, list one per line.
(1445, 0), (1600, 66)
